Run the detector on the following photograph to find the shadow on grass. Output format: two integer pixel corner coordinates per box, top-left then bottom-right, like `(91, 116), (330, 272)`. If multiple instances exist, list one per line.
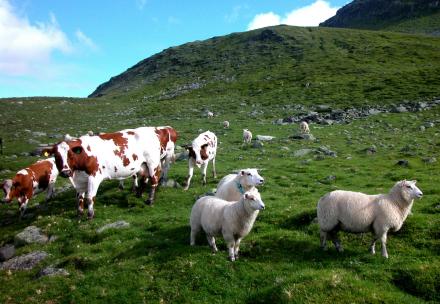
(279, 209), (317, 230)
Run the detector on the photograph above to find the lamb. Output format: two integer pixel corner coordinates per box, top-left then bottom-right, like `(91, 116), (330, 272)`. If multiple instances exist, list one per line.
(243, 129), (252, 143)
(215, 169), (264, 202)
(299, 121), (310, 134)
(190, 188), (265, 261)
(223, 121), (230, 129)
(206, 111), (214, 118)
(317, 180), (423, 258)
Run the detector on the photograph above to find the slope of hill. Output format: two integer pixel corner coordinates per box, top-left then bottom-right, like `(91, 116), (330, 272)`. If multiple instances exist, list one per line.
(320, 0), (440, 35)
(89, 26), (440, 109)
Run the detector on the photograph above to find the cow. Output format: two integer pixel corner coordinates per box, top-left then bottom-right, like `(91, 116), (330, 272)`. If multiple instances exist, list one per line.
(184, 131), (217, 190)
(1, 158), (59, 216)
(44, 127), (173, 219)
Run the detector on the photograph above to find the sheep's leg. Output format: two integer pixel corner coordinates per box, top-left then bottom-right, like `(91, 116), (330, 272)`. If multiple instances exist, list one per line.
(227, 242), (236, 261)
(234, 238), (242, 260)
(190, 226), (200, 246)
(320, 230), (328, 251)
(379, 232), (388, 258)
(201, 162), (208, 186)
(370, 237), (378, 255)
(330, 230), (343, 252)
(184, 161), (194, 191)
(206, 235), (218, 253)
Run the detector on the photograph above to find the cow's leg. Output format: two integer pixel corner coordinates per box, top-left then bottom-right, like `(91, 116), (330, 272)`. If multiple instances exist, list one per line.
(184, 160), (195, 191)
(46, 183), (55, 201)
(211, 157), (217, 179)
(86, 177), (102, 219)
(18, 197), (29, 218)
(146, 166), (161, 205)
(77, 192), (85, 217)
(118, 180), (124, 190)
(201, 162), (208, 186)
(131, 174), (138, 194)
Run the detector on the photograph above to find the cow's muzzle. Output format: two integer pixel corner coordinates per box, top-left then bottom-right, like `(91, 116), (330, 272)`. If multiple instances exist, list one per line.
(60, 170), (72, 178)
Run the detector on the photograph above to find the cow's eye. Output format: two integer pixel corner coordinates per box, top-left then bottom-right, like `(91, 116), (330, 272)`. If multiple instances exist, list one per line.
(72, 147), (82, 154)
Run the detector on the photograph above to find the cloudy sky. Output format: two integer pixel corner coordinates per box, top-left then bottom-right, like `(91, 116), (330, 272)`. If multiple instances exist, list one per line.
(0, 0), (348, 98)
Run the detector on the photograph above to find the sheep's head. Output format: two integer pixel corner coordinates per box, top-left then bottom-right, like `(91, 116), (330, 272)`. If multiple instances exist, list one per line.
(239, 169), (264, 187)
(243, 189), (265, 211)
(398, 180), (423, 202)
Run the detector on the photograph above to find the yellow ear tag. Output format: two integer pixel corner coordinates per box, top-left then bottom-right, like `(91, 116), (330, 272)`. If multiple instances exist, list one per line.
(43, 151), (49, 157)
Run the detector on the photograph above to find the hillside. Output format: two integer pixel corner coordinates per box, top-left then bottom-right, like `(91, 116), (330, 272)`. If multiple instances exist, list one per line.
(89, 26), (440, 109)
(320, 0), (440, 35)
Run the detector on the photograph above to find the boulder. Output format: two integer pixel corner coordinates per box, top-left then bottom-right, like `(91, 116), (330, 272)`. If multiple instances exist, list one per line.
(1, 251), (48, 270)
(97, 221), (130, 234)
(0, 244), (15, 262)
(15, 226), (48, 246)
(37, 266), (69, 278)
(256, 135), (275, 141)
(294, 149), (313, 157)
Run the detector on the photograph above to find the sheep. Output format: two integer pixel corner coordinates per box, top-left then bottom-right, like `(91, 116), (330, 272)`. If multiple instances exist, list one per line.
(190, 188), (265, 261)
(207, 111), (214, 118)
(215, 169), (264, 202)
(223, 121), (230, 129)
(243, 129), (252, 143)
(299, 121), (310, 134)
(317, 180), (423, 258)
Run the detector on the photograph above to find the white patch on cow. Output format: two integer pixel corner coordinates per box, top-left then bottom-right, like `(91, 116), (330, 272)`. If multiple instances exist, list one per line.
(17, 169), (28, 176)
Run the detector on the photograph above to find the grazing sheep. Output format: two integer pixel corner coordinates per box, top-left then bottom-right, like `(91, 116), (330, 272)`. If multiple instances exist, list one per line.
(299, 121), (310, 134)
(317, 180), (423, 258)
(87, 130), (94, 136)
(215, 169), (264, 202)
(243, 129), (252, 143)
(190, 189), (265, 261)
(207, 111), (214, 118)
(223, 121), (230, 129)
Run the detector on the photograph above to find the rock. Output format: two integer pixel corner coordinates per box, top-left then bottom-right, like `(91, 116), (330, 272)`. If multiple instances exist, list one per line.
(37, 266), (69, 278)
(252, 141), (264, 149)
(368, 109), (382, 115)
(365, 145), (377, 155)
(0, 244), (15, 262)
(15, 226), (48, 246)
(294, 149), (313, 157)
(396, 160), (409, 167)
(0, 251), (48, 270)
(320, 175), (336, 184)
(315, 105), (331, 112)
(175, 151), (188, 161)
(321, 119), (334, 125)
(317, 146), (337, 157)
(256, 135), (275, 141)
(392, 105), (407, 113)
(32, 132), (47, 137)
(422, 157), (437, 164)
(424, 122), (435, 128)
(96, 221), (130, 234)
(162, 179), (182, 188)
(291, 133), (315, 141)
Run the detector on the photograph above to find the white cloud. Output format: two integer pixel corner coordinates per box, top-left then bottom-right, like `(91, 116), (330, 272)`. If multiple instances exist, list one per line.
(0, 0), (72, 76)
(75, 29), (98, 51)
(247, 0), (339, 30)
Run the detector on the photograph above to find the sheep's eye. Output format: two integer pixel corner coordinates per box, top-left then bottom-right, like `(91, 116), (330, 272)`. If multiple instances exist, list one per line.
(247, 173), (251, 176)
(406, 185), (412, 189)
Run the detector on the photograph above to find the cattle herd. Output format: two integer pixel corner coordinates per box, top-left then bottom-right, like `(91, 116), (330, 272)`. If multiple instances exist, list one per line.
(0, 123), (424, 260)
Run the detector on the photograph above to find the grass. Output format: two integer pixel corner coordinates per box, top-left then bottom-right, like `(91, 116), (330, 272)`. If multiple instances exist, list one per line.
(0, 92), (440, 303)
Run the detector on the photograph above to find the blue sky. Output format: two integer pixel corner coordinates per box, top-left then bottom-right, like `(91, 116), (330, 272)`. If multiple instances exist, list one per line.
(0, 0), (349, 98)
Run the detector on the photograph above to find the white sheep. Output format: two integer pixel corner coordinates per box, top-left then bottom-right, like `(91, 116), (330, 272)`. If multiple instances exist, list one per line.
(215, 169), (264, 202)
(243, 129), (252, 143)
(317, 180), (423, 258)
(299, 121), (310, 134)
(190, 188), (265, 261)
(207, 111), (214, 118)
(223, 121), (230, 129)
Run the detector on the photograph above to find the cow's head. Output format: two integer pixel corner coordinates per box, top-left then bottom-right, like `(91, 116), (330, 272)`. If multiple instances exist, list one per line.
(239, 169), (264, 187)
(1, 179), (12, 203)
(2, 174), (32, 213)
(185, 143), (208, 167)
(43, 140), (84, 178)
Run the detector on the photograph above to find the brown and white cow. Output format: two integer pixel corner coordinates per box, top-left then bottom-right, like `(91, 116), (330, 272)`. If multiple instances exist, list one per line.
(45, 127), (174, 219)
(1, 158), (59, 216)
(184, 131), (217, 190)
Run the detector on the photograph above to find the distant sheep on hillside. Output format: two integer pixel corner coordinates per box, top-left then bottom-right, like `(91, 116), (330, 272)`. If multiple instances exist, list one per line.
(243, 129), (252, 143)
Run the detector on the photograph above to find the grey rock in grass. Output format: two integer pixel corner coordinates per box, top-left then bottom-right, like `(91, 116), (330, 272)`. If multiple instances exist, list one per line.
(32, 132), (47, 137)
(424, 122), (435, 128)
(37, 266), (69, 278)
(1, 251), (48, 270)
(392, 105), (407, 113)
(252, 140), (264, 149)
(15, 226), (48, 246)
(365, 145), (377, 155)
(396, 159), (409, 167)
(256, 135), (275, 141)
(0, 244), (15, 262)
(422, 157), (437, 164)
(97, 221), (130, 234)
(419, 126), (426, 132)
(291, 133), (315, 141)
(294, 149), (313, 157)
(162, 179), (182, 188)
(317, 146), (337, 157)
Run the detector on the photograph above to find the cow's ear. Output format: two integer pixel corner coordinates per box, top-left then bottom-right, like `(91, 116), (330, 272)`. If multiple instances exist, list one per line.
(41, 147), (54, 157)
(72, 146), (83, 155)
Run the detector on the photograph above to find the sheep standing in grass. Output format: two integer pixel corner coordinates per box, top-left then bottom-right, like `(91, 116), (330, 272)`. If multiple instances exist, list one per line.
(207, 111), (214, 118)
(190, 189), (265, 261)
(243, 129), (252, 143)
(215, 169), (264, 202)
(299, 121), (310, 134)
(223, 121), (230, 129)
(317, 180), (423, 258)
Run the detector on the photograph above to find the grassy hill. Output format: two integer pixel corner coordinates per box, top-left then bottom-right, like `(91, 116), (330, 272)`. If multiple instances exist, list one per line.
(320, 0), (440, 36)
(1, 25), (440, 303)
(89, 26), (440, 110)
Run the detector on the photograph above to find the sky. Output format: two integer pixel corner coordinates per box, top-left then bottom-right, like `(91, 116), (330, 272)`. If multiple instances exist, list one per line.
(0, 0), (349, 98)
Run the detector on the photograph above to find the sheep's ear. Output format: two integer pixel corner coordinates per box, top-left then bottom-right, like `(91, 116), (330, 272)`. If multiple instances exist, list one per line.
(244, 193), (255, 200)
(240, 170), (245, 176)
(411, 180), (417, 184)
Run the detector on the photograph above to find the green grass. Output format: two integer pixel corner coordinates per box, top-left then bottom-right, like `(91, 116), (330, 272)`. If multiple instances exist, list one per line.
(0, 93), (440, 303)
